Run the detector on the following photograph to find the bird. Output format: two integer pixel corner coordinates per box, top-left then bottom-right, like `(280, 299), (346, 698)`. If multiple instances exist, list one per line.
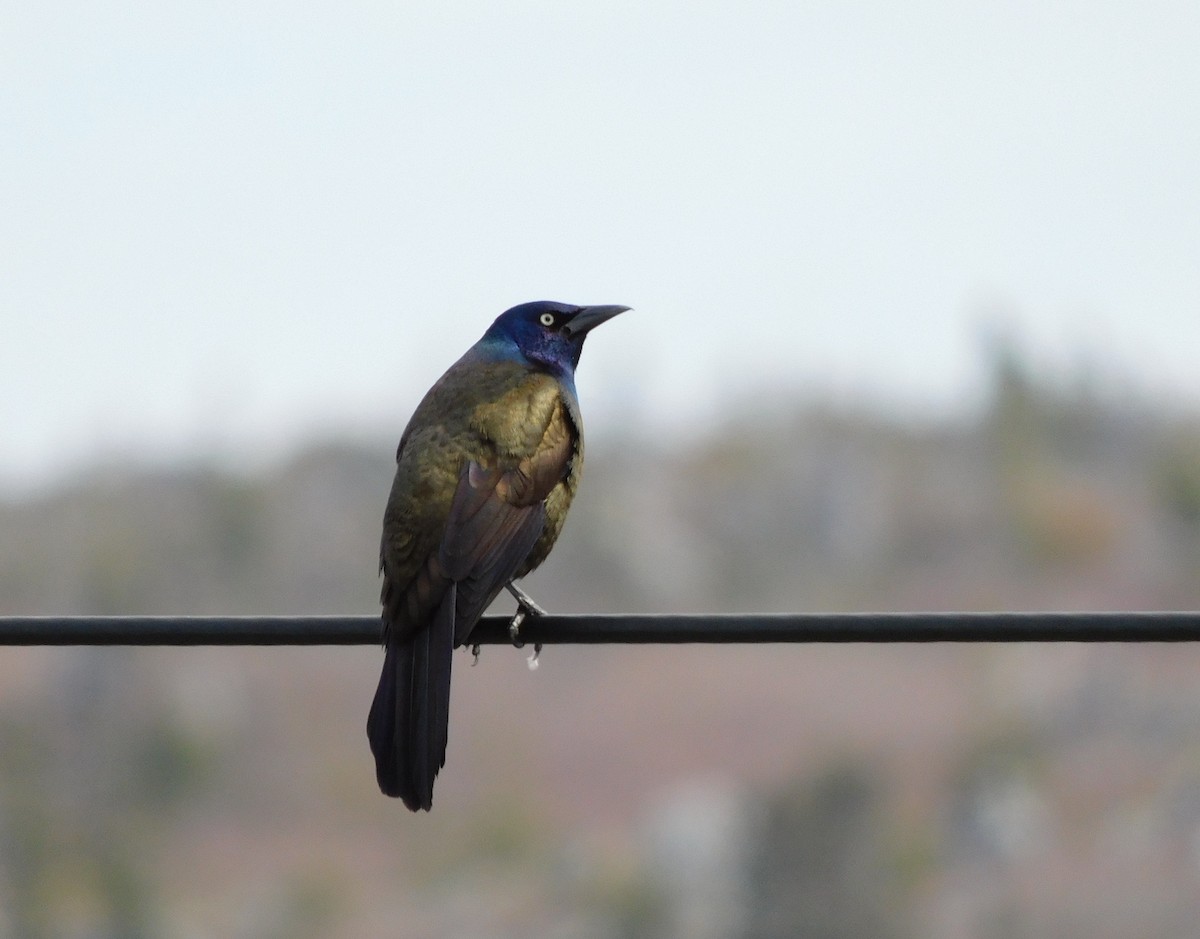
(367, 300), (629, 810)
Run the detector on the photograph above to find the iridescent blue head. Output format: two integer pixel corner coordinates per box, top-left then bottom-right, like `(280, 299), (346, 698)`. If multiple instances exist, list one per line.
(480, 301), (630, 379)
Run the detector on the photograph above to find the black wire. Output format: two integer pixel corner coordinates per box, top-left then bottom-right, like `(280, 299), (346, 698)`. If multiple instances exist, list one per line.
(2, 612), (1199, 646)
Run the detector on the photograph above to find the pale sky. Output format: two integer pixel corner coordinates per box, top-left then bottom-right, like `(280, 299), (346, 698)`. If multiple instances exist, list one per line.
(3, 0), (1198, 492)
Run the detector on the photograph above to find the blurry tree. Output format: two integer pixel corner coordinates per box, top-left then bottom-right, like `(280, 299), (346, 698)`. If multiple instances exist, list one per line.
(0, 649), (220, 939)
(1155, 430), (1200, 580)
(742, 765), (911, 939)
(979, 325), (1135, 569)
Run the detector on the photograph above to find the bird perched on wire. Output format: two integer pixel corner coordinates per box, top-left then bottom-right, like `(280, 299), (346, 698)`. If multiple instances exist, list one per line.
(367, 300), (629, 810)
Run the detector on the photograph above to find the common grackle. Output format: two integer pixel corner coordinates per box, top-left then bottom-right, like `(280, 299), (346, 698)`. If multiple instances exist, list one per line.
(367, 300), (629, 809)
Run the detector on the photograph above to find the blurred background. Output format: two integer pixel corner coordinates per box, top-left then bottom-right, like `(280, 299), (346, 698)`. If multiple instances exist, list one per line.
(3, 1), (1200, 936)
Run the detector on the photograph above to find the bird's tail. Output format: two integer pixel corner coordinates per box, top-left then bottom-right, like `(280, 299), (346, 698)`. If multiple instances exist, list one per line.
(366, 585), (456, 810)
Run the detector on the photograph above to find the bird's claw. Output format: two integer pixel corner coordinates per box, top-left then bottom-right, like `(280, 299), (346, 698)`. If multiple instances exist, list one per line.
(509, 609), (527, 647)
(505, 581), (546, 651)
(470, 643), (481, 666)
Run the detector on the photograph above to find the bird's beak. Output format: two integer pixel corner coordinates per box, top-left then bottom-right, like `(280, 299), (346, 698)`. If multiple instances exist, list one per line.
(563, 304), (631, 338)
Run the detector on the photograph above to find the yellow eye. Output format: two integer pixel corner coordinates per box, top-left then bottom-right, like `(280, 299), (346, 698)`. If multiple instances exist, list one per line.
(539, 312), (555, 327)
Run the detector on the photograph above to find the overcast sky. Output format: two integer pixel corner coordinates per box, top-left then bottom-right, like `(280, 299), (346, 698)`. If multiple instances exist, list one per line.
(3, 0), (1198, 491)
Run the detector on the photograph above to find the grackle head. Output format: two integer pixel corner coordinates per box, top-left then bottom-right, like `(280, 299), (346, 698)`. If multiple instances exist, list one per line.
(482, 301), (630, 376)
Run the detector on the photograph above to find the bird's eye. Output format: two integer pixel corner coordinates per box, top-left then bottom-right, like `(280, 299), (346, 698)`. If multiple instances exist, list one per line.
(539, 312), (556, 327)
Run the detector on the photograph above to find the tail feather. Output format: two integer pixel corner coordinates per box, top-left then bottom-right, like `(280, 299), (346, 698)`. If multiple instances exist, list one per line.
(367, 586), (456, 811)
(428, 586), (455, 775)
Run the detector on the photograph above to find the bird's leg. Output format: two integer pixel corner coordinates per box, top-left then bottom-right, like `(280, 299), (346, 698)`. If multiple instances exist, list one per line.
(505, 581), (545, 667)
(506, 581), (547, 620)
(470, 643), (481, 666)
(505, 581), (545, 644)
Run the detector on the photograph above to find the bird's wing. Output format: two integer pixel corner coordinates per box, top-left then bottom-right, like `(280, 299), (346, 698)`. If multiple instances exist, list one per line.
(438, 430), (572, 644)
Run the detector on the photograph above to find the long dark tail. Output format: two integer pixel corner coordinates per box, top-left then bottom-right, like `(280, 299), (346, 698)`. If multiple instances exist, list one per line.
(366, 585), (456, 810)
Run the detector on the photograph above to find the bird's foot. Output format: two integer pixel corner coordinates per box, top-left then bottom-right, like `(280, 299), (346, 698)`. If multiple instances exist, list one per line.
(509, 609), (528, 646)
(505, 582), (545, 668)
(470, 643), (481, 666)
(505, 582), (546, 647)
